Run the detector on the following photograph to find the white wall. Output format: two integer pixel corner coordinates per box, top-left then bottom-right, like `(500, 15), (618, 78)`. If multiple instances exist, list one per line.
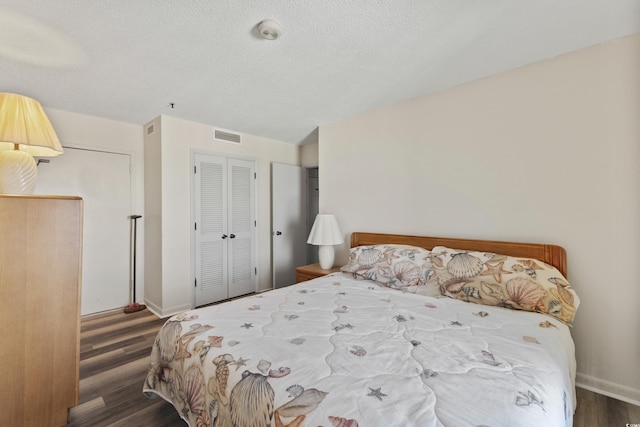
(44, 108), (145, 304)
(145, 115), (299, 316)
(319, 34), (640, 404)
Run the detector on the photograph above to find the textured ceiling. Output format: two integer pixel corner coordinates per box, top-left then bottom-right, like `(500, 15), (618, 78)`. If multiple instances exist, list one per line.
(1, 0), (638, 144)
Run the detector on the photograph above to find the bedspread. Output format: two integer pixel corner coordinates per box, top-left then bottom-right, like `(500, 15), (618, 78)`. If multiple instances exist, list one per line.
(144, 273), (576, 427)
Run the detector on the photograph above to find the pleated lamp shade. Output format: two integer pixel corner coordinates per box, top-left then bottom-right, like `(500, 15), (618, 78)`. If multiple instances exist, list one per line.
(307, 214), (344, 269)
(0, 93), (63, 194)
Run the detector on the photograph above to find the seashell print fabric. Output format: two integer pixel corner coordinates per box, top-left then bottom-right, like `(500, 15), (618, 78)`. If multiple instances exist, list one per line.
(341, 244), (441, 297)
(431, 246), (580, 324)
(144, 273), (576, 427)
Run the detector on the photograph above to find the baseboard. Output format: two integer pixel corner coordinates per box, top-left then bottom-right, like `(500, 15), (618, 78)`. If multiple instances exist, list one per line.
(144, 299), (192, 319)
(576, 373), (640, 406)
(81, 307), (127, 319)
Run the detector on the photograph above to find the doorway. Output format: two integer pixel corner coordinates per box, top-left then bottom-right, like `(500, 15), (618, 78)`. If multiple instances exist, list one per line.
(271, 164), (320, 288)
(306, 167), (319, 264)
(35, 147), (133, 315)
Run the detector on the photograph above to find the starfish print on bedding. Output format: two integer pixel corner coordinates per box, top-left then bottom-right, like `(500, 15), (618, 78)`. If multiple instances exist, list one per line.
(231, 357), (249, 371)
(241, 323), (254, 329)
(480, 261), (511, 283)
(450, 321), (463, 327)
(174, 336), (195, 368)
(367, 387), (387, 401)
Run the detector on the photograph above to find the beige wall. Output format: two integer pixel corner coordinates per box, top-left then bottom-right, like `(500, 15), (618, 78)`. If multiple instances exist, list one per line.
(143, 117), (162, 308)
(144, 115), (299, 316)
(319, 34), (640, 403)
(300, 127), (319, 167)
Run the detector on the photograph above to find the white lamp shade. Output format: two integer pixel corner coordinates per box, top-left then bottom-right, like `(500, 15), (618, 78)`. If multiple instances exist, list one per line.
(307, 214), (343, 270)
(307, 214), (344, 245)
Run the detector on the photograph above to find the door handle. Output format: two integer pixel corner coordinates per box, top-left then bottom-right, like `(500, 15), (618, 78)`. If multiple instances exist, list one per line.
(221, 234), (228, 239)
(275, 231), (282, 236)
(230, 234), (236, 239)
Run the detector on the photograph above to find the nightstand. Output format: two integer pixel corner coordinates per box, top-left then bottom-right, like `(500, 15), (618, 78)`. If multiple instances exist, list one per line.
(295, 263), (342, 283)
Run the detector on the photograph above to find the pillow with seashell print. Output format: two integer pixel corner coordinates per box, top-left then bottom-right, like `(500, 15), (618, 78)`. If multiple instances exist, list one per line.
(429, 246), (580, 324)
(341, 244), (441, 296)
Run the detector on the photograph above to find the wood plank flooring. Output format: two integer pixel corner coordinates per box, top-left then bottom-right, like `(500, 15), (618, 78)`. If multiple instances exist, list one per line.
(69, 308), (640, 426)
(68, 308), (184, 427)
(574, 386), (640, 427)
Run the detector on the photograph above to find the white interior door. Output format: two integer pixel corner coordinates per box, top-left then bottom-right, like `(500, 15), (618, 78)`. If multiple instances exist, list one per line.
(272, 162), (307, 288)
(35, 147), (132, 315)
(228, 158), (257, 298)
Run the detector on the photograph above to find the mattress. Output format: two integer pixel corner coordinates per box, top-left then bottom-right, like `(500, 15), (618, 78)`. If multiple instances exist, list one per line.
(144, 273), (577, 427)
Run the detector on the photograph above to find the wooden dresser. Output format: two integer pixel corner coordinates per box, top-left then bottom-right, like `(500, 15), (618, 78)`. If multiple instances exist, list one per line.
(0, 195), (83, 427)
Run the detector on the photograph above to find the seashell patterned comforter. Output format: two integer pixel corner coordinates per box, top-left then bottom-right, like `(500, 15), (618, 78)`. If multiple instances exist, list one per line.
(143, 273), (576, 427)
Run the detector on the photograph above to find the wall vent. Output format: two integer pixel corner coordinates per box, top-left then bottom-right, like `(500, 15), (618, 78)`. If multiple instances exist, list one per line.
(214, 129), (241, 144)
(146, 123), (155, 135)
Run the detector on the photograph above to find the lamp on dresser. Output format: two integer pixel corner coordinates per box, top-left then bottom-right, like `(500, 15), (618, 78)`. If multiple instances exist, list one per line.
(307, 214), (344, 269)
(0, 92), (64, 194)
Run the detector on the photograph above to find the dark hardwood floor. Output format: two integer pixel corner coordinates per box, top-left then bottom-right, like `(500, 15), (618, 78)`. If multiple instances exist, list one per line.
(69, 308), (640, 426)
(68, 308), (184, 426)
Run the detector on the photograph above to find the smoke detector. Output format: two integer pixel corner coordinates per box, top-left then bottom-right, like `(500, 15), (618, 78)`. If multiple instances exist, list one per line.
(258, 19), (282, 40)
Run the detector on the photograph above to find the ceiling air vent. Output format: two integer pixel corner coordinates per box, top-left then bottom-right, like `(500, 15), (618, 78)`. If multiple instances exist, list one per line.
(214, 129), (241, 144)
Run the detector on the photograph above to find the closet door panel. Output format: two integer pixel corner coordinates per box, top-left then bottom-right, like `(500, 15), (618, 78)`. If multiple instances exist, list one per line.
(195, 154), (228, 306)
(228, 158), (257, 298)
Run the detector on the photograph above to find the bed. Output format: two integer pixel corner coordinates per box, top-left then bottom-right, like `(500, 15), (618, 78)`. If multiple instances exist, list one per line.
(144, 232), (579, 427)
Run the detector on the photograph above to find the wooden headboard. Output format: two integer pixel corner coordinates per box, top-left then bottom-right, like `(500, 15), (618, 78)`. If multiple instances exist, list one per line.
(350, 232), (567, 278)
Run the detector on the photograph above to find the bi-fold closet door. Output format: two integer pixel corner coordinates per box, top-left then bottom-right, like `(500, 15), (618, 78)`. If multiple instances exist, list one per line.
(194, 153), (257, 307)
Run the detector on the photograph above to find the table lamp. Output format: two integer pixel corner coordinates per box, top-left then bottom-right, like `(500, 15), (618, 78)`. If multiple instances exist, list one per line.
(0, 93), (64, 194)
(307, 214), (343, 269)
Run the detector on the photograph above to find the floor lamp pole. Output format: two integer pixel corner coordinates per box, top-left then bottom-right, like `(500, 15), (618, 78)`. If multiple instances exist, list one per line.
(124, 215), (145, 314)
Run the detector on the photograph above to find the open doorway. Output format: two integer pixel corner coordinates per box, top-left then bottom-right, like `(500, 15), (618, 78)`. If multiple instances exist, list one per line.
(306, 167), (319, 264)
(271, 164), (320, 288)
